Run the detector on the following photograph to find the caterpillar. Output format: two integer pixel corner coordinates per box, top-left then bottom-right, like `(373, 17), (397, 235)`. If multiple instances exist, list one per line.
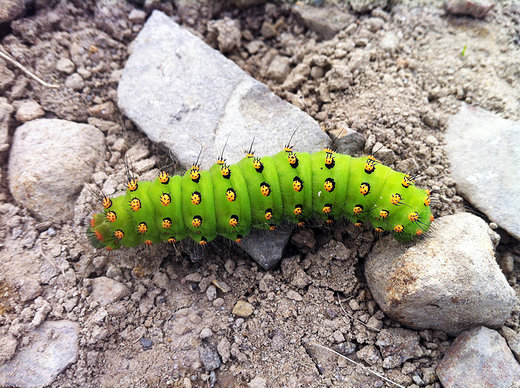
(87, 146), (434, 251)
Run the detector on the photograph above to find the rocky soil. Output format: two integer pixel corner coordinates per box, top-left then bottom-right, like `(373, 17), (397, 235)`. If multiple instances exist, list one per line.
(0, 1), (520, 388)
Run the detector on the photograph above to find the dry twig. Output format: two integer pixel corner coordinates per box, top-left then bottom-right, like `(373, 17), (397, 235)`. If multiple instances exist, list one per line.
(0, 47), (60, 89)
(338, 294), (381, 332)
(313, 343), (405, 388)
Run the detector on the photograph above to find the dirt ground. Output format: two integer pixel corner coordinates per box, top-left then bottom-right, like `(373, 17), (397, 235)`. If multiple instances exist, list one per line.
(1, 1), (520, 387)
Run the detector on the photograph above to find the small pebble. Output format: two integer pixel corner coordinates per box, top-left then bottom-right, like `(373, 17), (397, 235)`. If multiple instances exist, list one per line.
(199, 341), (221, 371)
(185, 273), (202, 283)
(128, 9), (146, 24)
(286, 290), (303, 301)
(213, 298), (225, 308)
(152, 272), (169, 289)
(140, 337), (153, 349)
(15, 100), (45, 122)
(212, 280), (231, 293)
(56, 58), (75, 74)
(65, 73), (85, 90)
(19, 278), (43, 303)
(232, 300), (254, 318)
(260, 21), (277, 39)
(206, 285), (217, 302)
(198, 328), (212, 340)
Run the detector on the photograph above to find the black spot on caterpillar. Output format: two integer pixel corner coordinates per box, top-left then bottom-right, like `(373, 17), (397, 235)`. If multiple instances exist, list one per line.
(88, 147), (434, 250)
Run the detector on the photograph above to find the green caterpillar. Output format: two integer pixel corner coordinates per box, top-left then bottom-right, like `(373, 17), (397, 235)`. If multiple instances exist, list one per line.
(88, 146), (434, 250)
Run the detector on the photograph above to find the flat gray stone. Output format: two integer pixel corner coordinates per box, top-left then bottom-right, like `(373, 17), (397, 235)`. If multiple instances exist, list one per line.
(118, 11), (329, 171)
(8, 118), (105, 222)
(437, 326), (520, 388)
(366, 213), (516, 335)
(240, 222), (294, 270)
(0, 320), (79, 387)
(445, 104), (520, 240)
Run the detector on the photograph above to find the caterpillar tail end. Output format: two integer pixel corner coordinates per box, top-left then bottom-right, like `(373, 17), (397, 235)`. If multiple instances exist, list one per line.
(87, 213), (120, 251)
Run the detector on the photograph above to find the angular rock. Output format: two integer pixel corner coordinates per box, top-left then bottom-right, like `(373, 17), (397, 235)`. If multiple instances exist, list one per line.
(376, 328), (423, 369)
(266, 55), (291, 83)
(240, 222), (293, 270)
(0, 320), (79, 387)
(118, 11), (329, 171)
(128, 9), (146, 24)
(445, 104), (520, 239)
(445, 0), (494, 18)
(281, 255), (312, 289)
(260, 21), (277, 39)
(217, 337), (231, 363)
(90, 277), (131, 306)
(365, 213), (516, 335)
(356, 344), (382, 365)
(8, 119), (105, 222)
(199, 340), (221, 371)
(15, 100), (45, 122)
(65, 73), (85, 91)
(292, 4), (354, 40)
(19, 277), (43, 303)
(282, 63), (311, 91)
(56, 58), (75, 74)
(207, 18), (241, 54)
(437, 326), (520, 388)
(501, 326), (520, 363)
(329, 127), (366, 156)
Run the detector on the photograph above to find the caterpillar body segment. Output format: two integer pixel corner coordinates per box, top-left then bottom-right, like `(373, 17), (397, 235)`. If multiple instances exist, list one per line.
(88, 149), (433, 250)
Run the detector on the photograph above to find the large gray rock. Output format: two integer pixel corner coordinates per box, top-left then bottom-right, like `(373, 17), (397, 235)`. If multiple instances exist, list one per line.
(118, 11), (329, 171)
(8, 119), (105, 223)
(437, 326), (520, 388)
(445, 104), (520, 240)
(0, 320), (80, 387)
(365, 213), (516, 335)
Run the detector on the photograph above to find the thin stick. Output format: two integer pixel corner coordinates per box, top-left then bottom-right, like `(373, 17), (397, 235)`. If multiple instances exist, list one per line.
(330, 0), (348, 13)
(39, 244), (65, 277)
(338, 294), (381, 332)
(312, 343), (405, 388)
(0, 48), (60, 89)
